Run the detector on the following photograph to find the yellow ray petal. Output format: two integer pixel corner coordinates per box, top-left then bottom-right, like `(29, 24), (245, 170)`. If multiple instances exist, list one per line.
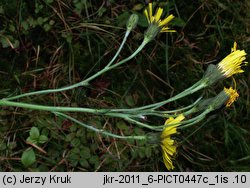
(159, 14), (175, 26)
(144, 9), (150, 23)
(161, 27), (176, 33)
(162, 143), (176, 155)
(162, 150), (174, 170)
(154, 8), (163, 22)
(224, 87), (239, 107)
(162, 137), (174, 145)
(149, 3), (153, 22)
(161, 126), (177, 138)
(164, 114), (185, 126)
(231, 42), (237, 52)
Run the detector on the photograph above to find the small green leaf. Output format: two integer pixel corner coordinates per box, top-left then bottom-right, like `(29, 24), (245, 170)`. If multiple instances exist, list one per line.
(79, 159), (89, 168)
(43, 23), (52, 32)
(80, 147), (91, 159)
(125, 95), (136, 107)
(21, 149), (36, 167)
(37, 17), (44, 25)
(69, 152), (79, 161)
(89, 156), (100, 169)
(13, 40), (19, 48)
(0, 143), (6, 151)
(145, 147), (152, 158)
(26, 137), (38, 144)
(41, 128), (49, 137)
(116, 121), (129, 134)
(45, 0), (54, 4)
(71, 138), (81, 147)
(9, 24), (16, 32)
(49, 20), (55, 25)
(38, 135), (48, 144)
(21, 21), (29, 31)
(66, 133), (76, 141)
(0, 37), (10, 48)
(30, 127), (40, 139)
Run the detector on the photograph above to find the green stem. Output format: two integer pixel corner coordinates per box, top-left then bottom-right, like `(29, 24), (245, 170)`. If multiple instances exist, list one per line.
(152, 108), (212, 131)
(0, 99), (163, 131)
(54, 112), (146, 140)
(124, 117), (161, 131)
(106, 30), (130, 67)
(4, 35), (148, 101)
(111, 80), (206, 113)
(111, 97), (202, 115)
(0, 99), (114, 115)
(142, 97), (203, 117)
(107, 38), (148, 70)
(146, 80), (206, 111)
(179, 109), (212, 129)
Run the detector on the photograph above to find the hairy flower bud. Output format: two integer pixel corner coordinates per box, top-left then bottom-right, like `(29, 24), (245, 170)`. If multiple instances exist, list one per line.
(194, 87), (239, 112)
(144, 24), (162, 42)
(126, 14), (139, 31)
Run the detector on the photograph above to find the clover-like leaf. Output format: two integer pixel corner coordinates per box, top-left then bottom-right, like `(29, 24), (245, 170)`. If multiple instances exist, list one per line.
(21, 148), (36, 167)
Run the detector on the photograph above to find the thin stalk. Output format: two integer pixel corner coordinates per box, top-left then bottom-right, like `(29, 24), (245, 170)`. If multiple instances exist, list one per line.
(153, 108), (211, 130)
(110, 80), (206, 113)
(81, 40), (147, 84)
(4, 35), (147, 101)
(106, 30), (130, 67)
(111, 97), (202, 114)
(150, 97), (202, 115)
(148, 81), (206, 111)
(180, 109), (211, 125)
(124, 117), (161, 131)
(0, 99), (163, 131)
(179, 109), (213, 129)
(178, 115), (206, 129)
(0, 100), (115, 115)
(107, 39), (148, 70)
(54, 112), (146, 140)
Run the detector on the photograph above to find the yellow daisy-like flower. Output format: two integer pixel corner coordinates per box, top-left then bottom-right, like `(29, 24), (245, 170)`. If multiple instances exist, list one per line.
(143, 3), (175, 42)
(217, 42), (247, 78)
(224, 87), (239, 107)
(144, 3), (175, 33)
(160, 114), (185, 170)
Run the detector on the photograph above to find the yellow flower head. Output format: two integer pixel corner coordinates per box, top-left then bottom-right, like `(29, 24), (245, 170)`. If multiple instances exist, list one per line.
(224, 87), (239, 107)
(217, 42), (247, 78)
(144, 3), (175, 33)
(160, 114), (185, 170)
(143, 3), (175, 42)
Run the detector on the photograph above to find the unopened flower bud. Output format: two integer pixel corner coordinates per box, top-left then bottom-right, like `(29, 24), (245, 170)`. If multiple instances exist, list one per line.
(126, 14), (139, 31)
(194, 87), (239, 112)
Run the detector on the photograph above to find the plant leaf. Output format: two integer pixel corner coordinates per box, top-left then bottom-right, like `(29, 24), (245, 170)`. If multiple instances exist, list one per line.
(38, 135), (48, 144)
(30, 127), (40, 139)
(21, 149), (36, 167)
